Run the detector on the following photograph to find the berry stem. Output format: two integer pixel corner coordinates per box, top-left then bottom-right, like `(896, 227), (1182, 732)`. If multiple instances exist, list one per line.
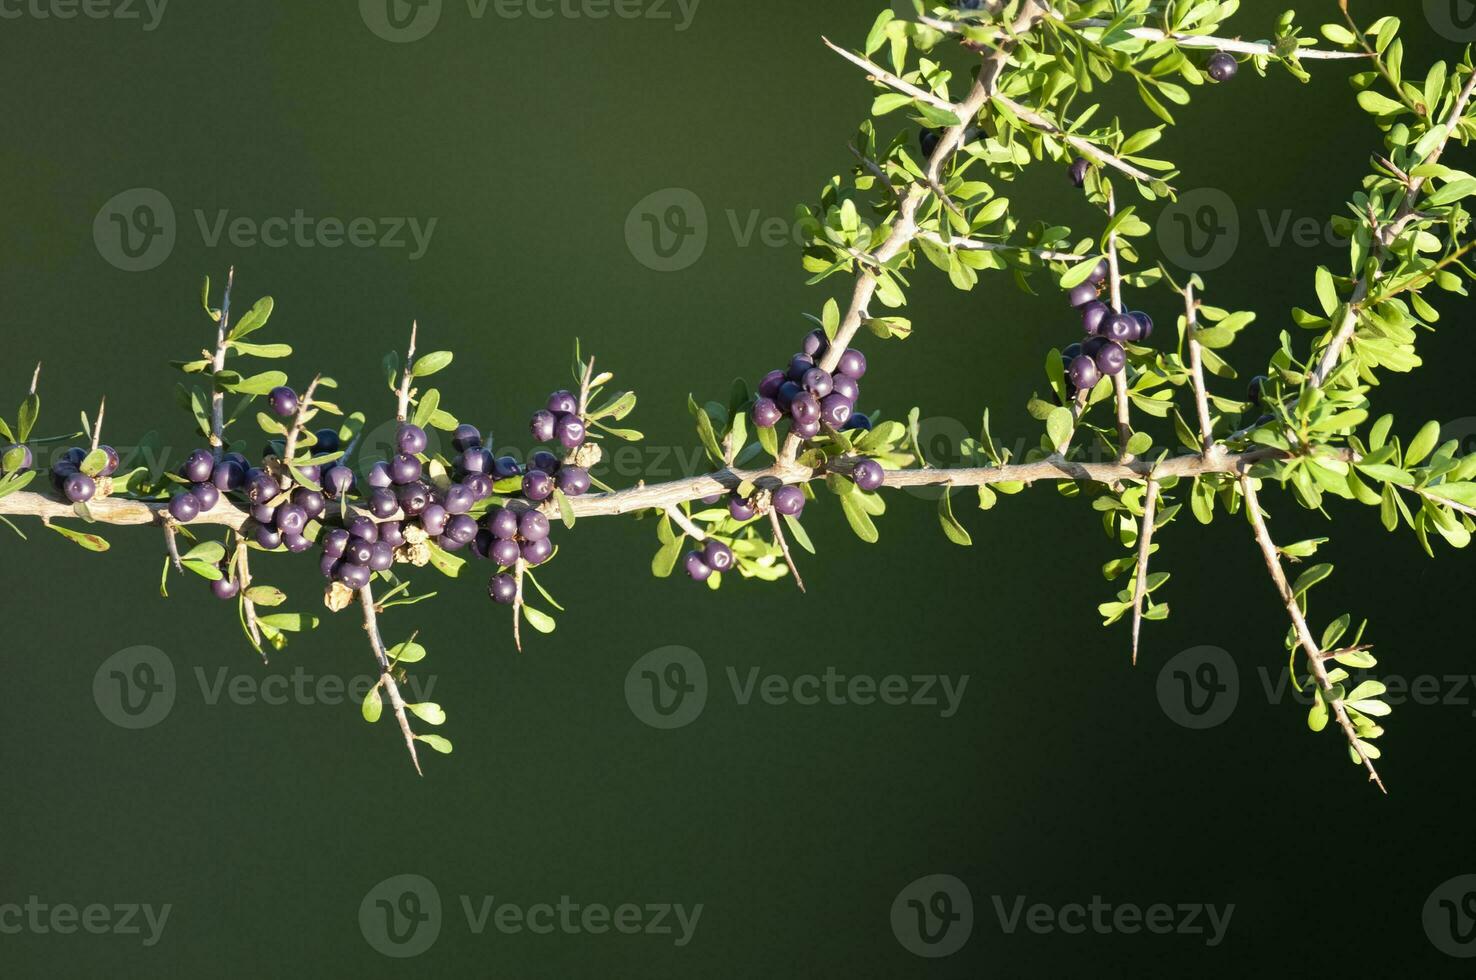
(1239, 474), (1385, 793)
(358, 584), (423, 776)
(395, 321), (419, 423)
(209, 267), (236, 458)
(767, 509), (806, 594)
(280, 374), (323, 479)
(511, 559), (525, 654)
(88, 397), (105, 454)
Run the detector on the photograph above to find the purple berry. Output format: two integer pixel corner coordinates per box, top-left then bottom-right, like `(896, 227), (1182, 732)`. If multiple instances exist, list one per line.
(489, 573), (517, 604)
(521, 536), (553, 566)
(1095, 340), (1127, 377)
(790, 392), (820, 425)
(345, 538), (374, 566)
(802, 368), (834, 398)
(1081, 301), (1110, 336)
(269, 386), (299, 418)
(322, 528), (350, 558)
(460, 447), (494, 475)
(369, 489), (399, 520)
(529, 450), (560, 474)
(1082, 336), (1108, 358)
(1130, 311), (1154, 342)
(852, 459), (885, 491)
(314, 428), (341, 454)
(758, 370), (786, 399)
(253, 503), (278, 525)
(1102, 313), (1138, 344)
(1088, 259), (1111, 283)
(493, 456), (523, 480)
(320, 555), (341, 580)
(191, 482), (220, 511)
(802, 329), (829, 357)
(752, 398), (783, 429)
(556, 414), (586, 449)
(1068, 157), (1090, 188)
(787, 353), (815, 382)
(369, 541), (396, 572)
(465, 473), (493, 500)
(379, 521), (405, 547)
(396, 424), (428, 456)
(348, 517), (379, 544)
(337, 562), (371, 591)
(389, 454), (422, 486)
(420, 504), (448, 538)
(488, 507), (519, 540)
(323, 465), (354, 499)
(519, 510), (550, 542)
(836, 349), (867, 379)
(367, 461), (393, 489)
(491, 538), (521, 567)
(820, 394), (854, 429)
(530, 410), (557, 443)
(397, 481), (430, 517)
(255, 525), (283, 550)
(212, 578), (240, 600)
(1, 445), (34, 475)
(275, 504), (308, 535)
(284, 533), (312, 555)
(792, 418), (821, 440)
(98, 445), (120, 477)
(1068, 355), (1101, 391)
(684, 551), (712, 582)
(556, 466), (591, 496)
(182, 449), (214, 484)
(167, 490), (198, 521)
(831, 374), (859, 403)
(773, 485), (805, 517)
(1207, 51), (1238, 82)
(1068, 282), (1100, 309)
(64, 472), (96, 504)
(844, 412), (872, 432)
(293, 487), (325, 519)
(728, 495), (757, 521)
(547, 390), (577, 415)
(523, 470), (555, 502)
(452, 424), (483, 452)
(444, 484), (475, 516)
(212, 459), (246, 492)
(702, 539), (734, 572)
(775, 381), (801, 412)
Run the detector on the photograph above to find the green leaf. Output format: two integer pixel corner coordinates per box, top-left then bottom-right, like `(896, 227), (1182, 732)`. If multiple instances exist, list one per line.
(17, 393), (39, 443)
(182, 540), (227, 565)
(407, 702), (446, 725)
(414, 733), (453, 755)
(48, 523), (109, 552)
(783, 513), (816, 554)
(245, 586), (287, 607)
(1292, 563), (1334, 597)
(689, 395), (723, 465)
(1406, 420), (1440, 467)
(521, 604), (556, 634)
(228, 296), (275, 341)
(224, 371), (289, 397)
(412, 388), (440, 430)
(228, 341), (293, 359)
(362, 685), (383, 723)
(426, 541), (464, 578)
(411, 351), (454, 378)
(1045, 407), (1072, 449)
(652, 535), (683, 578)
(554, 488), (576, 529)
(257, 613), (319, 632)
(1308, 692), (1329, 732)
(838, 493), (878, 543)
(937, 488), (972, 546)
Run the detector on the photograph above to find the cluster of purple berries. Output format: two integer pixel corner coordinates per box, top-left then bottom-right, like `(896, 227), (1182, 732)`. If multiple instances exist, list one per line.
(483, 504), (555, 604)
(1059, 260), (1154, 396)
(750, 330), (873, 439)
(683, 482), (821, 583)
(529, 389), (587, 453)
(49, 444), (120, 503)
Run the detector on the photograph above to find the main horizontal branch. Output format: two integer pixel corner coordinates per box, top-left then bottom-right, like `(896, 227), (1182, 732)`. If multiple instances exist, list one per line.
(0, 448), (1284, 530)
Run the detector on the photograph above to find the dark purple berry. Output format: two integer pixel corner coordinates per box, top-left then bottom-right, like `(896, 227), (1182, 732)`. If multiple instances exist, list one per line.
(519, 510), (550, 542)
(920, 128), (942, 159)
(1082, 336), (1109, 358)
(1068, 157), (1090, 188)
(792, 417), (821, 440)
(843, 412), (872, 432)
(182, 449), (214, 484)
(465, 473), (493, 500)
(1068, 282), (1100, 309)
(420, 504), (448, 538)
(348, 517), (379, 544)
(314, 428), (341, 454)
(323, 465), (354, 499)
(1102, 313), (1138, 344)
(547, 390), (577, 415)
(728, 495), (757, 521)
(166, 490), (199, 521)
(212, 459), (246, 492)
(1064, 342), (1083, 360)
(379, 521), (405, 547)
(1130, 311), (1154, 342)
(389, 454), (422, 486)
(791, 392), (820, 425)
(529, 450), (560, 474)
(489, 573), (517, 604)
(470, 529), (495, 560)
(252, 503), (278, 526)
(269, 386), (299, 418)
(369, 489), (399, 520)
(493, 456), (523, 480)
(836, 349), (867, 379)
(530, 410), (557, 442)
(255, 525), (283, 550)
(556, 466), (591, 496)
(444, 484), (475, 516)
(491, 538), (521, 566)
(396, 424), (428, 455)
(787, 353), (815, 382)
(758, 370), (785, 399)
(773, 485), (805, 517)
(752, 398), (783, 428)
(852, 459), (885, 491)
(802, 328), (829, 358)
(369, 541), (396, 572)
(1248, 375), (1267, 405)
(684, 551), (712, 582)
(337, 562), (371, 591)
(322, 528), (350, 558)
(831, 374), (859, 403)
(1089, 259), (1111, 283)
(488, 507), (519, 540)
(775, 381), (801, 412)
(1081, 301), (1110, 336)
(523, 470), (554, 502)
(293, 487), (325, 519)
(64, 472), (96, 504)
(276, 504), (308, 535)
(320, 555), (341, 580)
(191, 482), (220, 511)
(557, 414), (586, 449)
(284, 533), (312, 555)
(397, 481), (430, 517)
(521, 535), (553, 566)
(1207, 51), (1238, 82)
(212, 578), (239, 600)
(345, 538), (374, 566)
(1095, 341), (1127, 377)
(820, 394), (854, 429)
(452, 423), (483, 452)
(460, 447), (494, 475)
(1068, 355), (1101, 391)
(802, 368), (834, 398)
(367, 461), (393, 489)
(702, 539), (734, 572)
(98, 445), (120, 477)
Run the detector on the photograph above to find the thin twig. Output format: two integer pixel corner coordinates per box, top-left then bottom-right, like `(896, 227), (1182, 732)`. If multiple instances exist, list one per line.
(280, 374), (323, 478)
(665, 505), (708, 542)
(1130, 478), (1159, 666)
(359, 585), (423, 776)
(1106, 185), (1132, 459)
(29, 363), (41, 396)
(768, 509), (806, 593)
(1239, 476), (1385, 792)
(916, 229), (1085, 262)
(512, 559), (525, 653)
(820, 37), (956, 112)
(210, 267), (236, 457)
(235, 536), (264, 655)
(162, 519), (183, 572)
(89, 398), (106, 453)
(396, 321), (419, 423)
(1182, 283), (1217, 455)
(991, 93), (1163, 187)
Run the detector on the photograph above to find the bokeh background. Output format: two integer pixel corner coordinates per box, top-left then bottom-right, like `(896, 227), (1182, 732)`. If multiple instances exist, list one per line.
(3, 0), (1476, 975)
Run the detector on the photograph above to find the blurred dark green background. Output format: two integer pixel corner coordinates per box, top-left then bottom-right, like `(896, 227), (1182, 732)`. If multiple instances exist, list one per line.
(4, 0), (1476, 975)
